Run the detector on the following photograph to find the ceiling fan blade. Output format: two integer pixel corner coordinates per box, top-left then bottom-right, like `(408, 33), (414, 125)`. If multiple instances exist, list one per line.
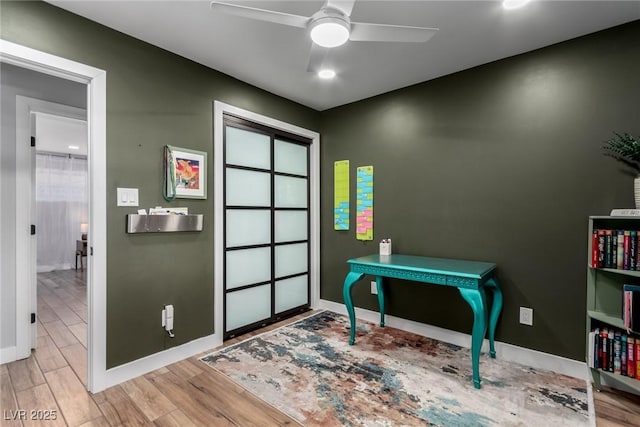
(307, 43), (330, 73)
(325, 0), (356, 16)
(210, 1), (309, 28)
(350, 22), (439, 43)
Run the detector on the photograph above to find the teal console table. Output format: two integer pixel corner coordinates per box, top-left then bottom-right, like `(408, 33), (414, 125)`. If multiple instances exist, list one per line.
(342, 254), (502, 389)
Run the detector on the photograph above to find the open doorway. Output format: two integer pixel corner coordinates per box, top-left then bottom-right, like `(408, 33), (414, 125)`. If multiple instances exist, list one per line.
(1, 62), (88, 384)
(33, 110), (89, 386)
(0, 40), (107, 392)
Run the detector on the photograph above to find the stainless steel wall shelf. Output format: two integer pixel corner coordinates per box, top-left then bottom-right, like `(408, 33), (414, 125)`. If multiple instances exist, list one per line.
(126, 214), (203, 233)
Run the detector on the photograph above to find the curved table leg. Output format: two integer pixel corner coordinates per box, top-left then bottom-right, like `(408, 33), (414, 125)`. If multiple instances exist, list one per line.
(484, 278), (503, 358)
(459, 288), (488, 389)
(375, 276), (385, 327)
(343, 271), (365, 345)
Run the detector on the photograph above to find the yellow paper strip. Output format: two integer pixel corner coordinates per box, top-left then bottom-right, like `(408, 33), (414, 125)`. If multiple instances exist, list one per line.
(334, 160), (350, 230)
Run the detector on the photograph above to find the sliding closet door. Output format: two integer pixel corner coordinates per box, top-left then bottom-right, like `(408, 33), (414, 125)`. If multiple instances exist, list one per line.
(223, 115), (310, 339)
(273, 139), (309, 314)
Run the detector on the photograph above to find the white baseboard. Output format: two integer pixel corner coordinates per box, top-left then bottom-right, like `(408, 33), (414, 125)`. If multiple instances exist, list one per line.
(317, 299), (588, 381)
(0, 346), (17, 364)
(93, 333), (222, 392)
(37, 264), (73, 273)
(92, 299), (592, 392)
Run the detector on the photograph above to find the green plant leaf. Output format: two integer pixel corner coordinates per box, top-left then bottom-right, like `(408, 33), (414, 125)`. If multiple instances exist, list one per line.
(602, 131), (640, 174)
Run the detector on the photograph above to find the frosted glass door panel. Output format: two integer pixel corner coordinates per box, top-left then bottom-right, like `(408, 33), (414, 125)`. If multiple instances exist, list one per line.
(275, 176), (307, 208)
(226, 210), (270, 247)
(275, 211), (307, 243)
(275, 275), (308, 313)
(226, 247), (271, 289)
(275, 140), (307, 176)
(226, 127), (270, 169)
(226, 285), (271, 331)
(226, 169), (270, 206)
(275, 243), (307, 278)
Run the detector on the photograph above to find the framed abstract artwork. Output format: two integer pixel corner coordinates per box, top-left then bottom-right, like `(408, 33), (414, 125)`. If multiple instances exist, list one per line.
(165, 145), (207, 199)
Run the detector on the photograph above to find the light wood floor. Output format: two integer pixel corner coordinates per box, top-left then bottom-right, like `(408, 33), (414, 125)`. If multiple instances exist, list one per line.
(1, 270), (639, 426)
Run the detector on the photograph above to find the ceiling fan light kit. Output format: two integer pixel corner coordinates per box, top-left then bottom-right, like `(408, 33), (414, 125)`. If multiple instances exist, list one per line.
(310, 20), (350, 48)
(210, 0), (439, 73)
(309, 8), (350, 48)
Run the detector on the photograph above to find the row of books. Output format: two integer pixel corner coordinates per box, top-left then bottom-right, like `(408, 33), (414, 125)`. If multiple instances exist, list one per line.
(588, 326), (640, 379)
(624, 284), (640, 332)
(591, 229), (639, 270)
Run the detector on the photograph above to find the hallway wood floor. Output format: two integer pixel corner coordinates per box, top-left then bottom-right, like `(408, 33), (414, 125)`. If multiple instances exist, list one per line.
(1, 270), (639, 426)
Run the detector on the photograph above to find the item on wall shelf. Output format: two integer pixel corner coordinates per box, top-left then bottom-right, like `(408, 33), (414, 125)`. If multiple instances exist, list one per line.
(379, 239), (392, 256)
(334, 160), (350, 230)
(601, 132), (640, 209)
(149, 206), (189, 215)
(163, 145), (207, 201)
(126, 213), (203, 233)
(356, 165), (373, 241)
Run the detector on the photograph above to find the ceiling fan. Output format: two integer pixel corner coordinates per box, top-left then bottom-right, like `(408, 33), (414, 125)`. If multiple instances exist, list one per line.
(210, 0), (439, 74)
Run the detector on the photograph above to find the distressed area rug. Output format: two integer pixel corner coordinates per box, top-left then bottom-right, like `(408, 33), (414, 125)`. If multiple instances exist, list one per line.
(200, 311), (591, 426)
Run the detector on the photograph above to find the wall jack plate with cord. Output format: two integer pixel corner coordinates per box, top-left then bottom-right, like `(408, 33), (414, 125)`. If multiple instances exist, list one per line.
(161, 304), (175, 337)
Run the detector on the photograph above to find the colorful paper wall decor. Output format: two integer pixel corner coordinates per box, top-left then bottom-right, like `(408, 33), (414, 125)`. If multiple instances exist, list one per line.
(356, 165), (373, 241)
(334, 160), (350, 230)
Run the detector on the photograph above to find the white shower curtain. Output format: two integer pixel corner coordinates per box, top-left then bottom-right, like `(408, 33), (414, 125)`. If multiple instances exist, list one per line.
(36, 153), (88, 272)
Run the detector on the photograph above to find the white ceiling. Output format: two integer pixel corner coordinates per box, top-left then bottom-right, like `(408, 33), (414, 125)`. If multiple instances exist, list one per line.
(48, 1), (640, 111)
(35, 113), (88, 156)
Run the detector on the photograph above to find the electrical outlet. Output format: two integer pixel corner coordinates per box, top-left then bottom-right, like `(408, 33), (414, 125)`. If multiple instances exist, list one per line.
(370, 281), (378, 295)
(519, 307), (533, 326)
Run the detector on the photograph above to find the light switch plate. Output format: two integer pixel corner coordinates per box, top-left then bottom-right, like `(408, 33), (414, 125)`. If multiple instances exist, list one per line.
(117, 188), (139, 207)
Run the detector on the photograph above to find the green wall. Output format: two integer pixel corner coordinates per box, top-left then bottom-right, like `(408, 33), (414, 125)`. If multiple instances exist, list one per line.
(3, 0), (639, 366)
(1, 1), (319, 367)
(320, 20), (640, 360)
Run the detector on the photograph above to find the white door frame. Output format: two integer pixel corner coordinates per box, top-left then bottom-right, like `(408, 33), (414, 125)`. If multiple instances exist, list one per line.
(15, 97), (87, 353)
(1, 39), (107, 392)
(213, 101), (321, 339)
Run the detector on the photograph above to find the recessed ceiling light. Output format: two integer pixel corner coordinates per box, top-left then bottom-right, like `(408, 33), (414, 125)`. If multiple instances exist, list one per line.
(68, 145), (80, 150)
(318, 69), (336, 79)
(502, 0), (531, 10)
